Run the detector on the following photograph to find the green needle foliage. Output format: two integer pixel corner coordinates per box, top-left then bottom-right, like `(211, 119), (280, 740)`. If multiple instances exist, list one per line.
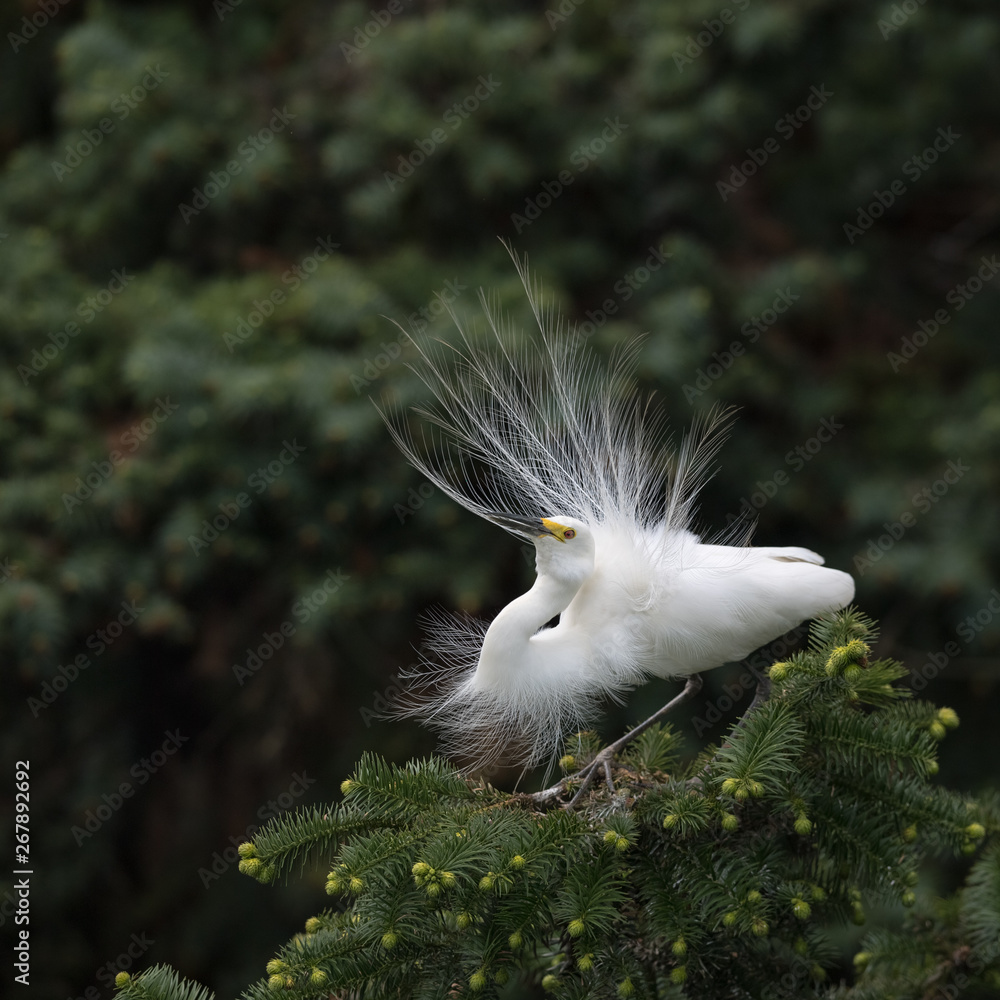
(112, 610), (1000, 999)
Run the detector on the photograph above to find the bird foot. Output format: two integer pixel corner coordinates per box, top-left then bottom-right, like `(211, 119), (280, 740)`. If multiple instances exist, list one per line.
(529, 749), (618, 809)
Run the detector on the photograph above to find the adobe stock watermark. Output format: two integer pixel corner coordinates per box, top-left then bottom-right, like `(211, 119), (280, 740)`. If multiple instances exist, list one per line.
(545, 0), (588, 30)
(222, 235), (340, 351)
(843, 126), (960, 244)
(566, 244), (675, 348)
(62, 397), (180, 513)
(682, 286), (801, 403)
(178, 107), (296, 224)
(17, 268), (136, 384)
(232, 568), (349, 686)
(908, 587), (1000, 694)
(887, 254), (1000, 372)
(197, 771), (317, 888)
(853, 458), (970, 576)
(26, 600), (146, 718)
(717, 84), (833, 201)
(691, 623), (810, 737)
(51, 65), (169, 181)
(74, 932), (156, 997)
(878, 0), (929, 39)
(71, 731), (188, 846)
(339, 0), (414, 62)
(350, 277), (467, 393)
(187, 439), (306, 555)
(510, 116), (628, 234)
(671, 0), (751, 72)
(384, 75), (501, 190)
(722, 417), (844, 526)
(7, 0), (72, 53)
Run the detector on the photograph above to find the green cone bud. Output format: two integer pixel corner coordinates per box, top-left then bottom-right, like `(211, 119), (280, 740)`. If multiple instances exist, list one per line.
(937, 707), (959, 728)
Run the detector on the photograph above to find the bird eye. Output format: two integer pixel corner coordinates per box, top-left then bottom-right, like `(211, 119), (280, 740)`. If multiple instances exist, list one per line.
(563, 529), (576, 539)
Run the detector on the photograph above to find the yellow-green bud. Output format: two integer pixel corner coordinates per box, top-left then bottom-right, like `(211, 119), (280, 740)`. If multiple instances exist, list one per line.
(929, 721), (947, 740)
(962, 841), (978, 855)
(304, 917), (321, 933)
(425, 883), (441, 898)
(577, 953), (594, 972)
(722, 813), (739, 832)
(851, 903), (866, 925)
(901, 890), (916, 907)
(440, 870), (457, 888)
(259, 864), (275, 884)
(904, 870), (919, 886)
(325, 877), (340, 894)
(412, 861), (431, 878)
(508, 930), (523, 949)
(613, 834), (630, 851)
(792, 899), (811, 920)
(238, 842), (256, 859)
(115, 972), (131, 989)
(722, 911), (738, 927)
(825, 642), (864, 675)
(721, 778), (738, 796)
(559, 755), (576, 771)
(469, 970), (487, 992)
(853, 951), (871, 971)
(927, 759), (939, 775)
(810, 964), (826, 981)
(965, 823), (986, 840)
(749, 780), (765, 798)
(669, 967), (687, 985)
(348, 876), (363, 893)
(568, 918), (585, 937)
(265, 959), (287, 975)
(794, 937), (809, 956)
(902, 824), (917, 842)
(494, 969), (509, 985)
(309, 968), (327, 986)
(456, 912), (473, 929)
(844, 664), (862, 682)
(479, 874), (495, 891)
(663, 813), (678, 829)
(239, 858), (263, 878)
(603, 829), (618, 844)
(937, 707), (959, 728)
(617, 976), (636, 997)
(746, 890), (762, 904)
(511, 854), (526, 870)
(541, 974), (559, 992)
(381, 931), (398, 949)
(794, 815), (812, 836)
(671, 937), (687, 958)
(811, 885), (827, 901)
(340, 779), (356, 796)
(769, 661), (790, 681)
(751, 917), (769, 937)
(267, 974), (284, 992)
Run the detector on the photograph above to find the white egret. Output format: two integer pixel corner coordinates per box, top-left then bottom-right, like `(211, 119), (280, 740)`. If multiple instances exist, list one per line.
(380, 253), (854, 801)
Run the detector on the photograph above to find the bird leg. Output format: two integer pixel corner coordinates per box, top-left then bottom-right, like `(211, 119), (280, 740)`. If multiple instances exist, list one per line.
(531, 674), (704, 808)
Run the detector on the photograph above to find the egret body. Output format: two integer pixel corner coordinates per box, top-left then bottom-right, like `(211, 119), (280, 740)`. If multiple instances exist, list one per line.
(381, 254), (854, 780)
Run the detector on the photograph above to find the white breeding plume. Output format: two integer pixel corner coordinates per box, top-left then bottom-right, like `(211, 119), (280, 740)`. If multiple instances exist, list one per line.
(379, 253), (854, 775)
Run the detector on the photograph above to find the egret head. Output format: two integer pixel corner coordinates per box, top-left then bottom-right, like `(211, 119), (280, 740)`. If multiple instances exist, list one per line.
(488, 513), (595, 584)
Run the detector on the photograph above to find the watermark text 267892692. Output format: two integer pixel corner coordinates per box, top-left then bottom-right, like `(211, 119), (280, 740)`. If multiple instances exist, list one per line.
(13, 760), (31, 986)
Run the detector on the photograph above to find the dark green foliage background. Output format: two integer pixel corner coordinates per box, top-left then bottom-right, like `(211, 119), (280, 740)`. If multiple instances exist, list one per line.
(0, 0), (997, 996)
